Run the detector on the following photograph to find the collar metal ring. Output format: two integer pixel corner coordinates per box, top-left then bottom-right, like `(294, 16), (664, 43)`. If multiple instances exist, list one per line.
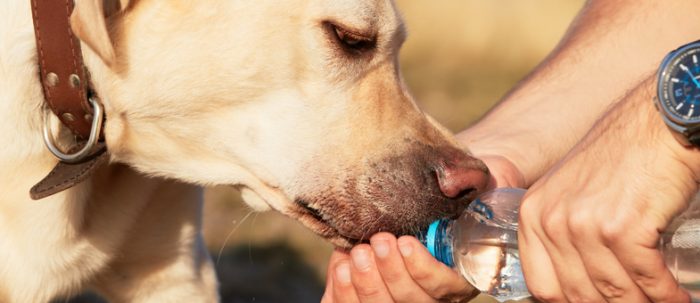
(42, 97), (104, 163)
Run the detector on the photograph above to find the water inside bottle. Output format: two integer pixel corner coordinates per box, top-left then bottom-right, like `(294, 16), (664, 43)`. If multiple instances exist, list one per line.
(662, 218), (700, 300)
(457, 239), (528, 302)
(665, 245), (700, 299)
(451, 190), (530, 302)
(424, 188), (700, 302)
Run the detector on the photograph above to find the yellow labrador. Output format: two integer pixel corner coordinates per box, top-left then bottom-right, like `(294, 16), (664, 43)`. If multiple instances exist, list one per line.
(0, 0), (489, 302)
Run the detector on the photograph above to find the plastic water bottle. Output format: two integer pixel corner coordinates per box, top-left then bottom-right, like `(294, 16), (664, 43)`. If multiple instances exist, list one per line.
(418, 188), (700, 302)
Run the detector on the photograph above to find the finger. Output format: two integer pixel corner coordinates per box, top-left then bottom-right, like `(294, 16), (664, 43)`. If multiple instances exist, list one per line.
(612, 238), (690, 303)
(397, 236), (478, 302)
(321, 284), (333, 303)
(536, 208), (606, 302)
(322, 267), (333, 303)
(575, 243), (650, 302)
(569, 213), (649, 302)
(323, 249), (350, 303)
(369, 233), (435, 303)
(540, 239), (607, 302)
(348, 244), (395, 302)
(519, 203), (567, 302)
(330, 252), (361, 303)
(478, 155), (526, 188)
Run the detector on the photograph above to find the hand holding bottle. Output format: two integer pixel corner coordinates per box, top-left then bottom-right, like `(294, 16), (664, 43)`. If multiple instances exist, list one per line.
(321, 156), (525, 303)
(516, 77), (700, 303)
(422, 188), (700, 302)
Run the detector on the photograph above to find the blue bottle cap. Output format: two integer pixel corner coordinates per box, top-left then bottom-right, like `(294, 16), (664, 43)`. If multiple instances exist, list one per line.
(421, 219), (454, 267)
(425, 220), (441, 257)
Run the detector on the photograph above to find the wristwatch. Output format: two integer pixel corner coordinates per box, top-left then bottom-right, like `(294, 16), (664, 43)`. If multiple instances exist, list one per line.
(656, 40), (700, 147)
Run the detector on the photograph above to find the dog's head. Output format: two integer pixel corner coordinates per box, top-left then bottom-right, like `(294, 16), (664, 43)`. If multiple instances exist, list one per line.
(73, 0), (490, 247)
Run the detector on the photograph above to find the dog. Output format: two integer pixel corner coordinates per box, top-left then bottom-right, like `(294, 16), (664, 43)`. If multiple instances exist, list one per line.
(0, 0), (490, 301)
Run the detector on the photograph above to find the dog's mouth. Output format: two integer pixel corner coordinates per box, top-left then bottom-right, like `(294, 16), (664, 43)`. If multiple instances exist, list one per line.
(291, 199), (360, 248)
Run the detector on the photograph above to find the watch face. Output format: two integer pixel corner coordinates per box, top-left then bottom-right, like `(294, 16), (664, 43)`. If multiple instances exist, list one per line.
(659, 44), (700, 123)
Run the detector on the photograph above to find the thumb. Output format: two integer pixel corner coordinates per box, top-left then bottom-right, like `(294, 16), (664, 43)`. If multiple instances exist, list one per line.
(478, 154), (526, 188)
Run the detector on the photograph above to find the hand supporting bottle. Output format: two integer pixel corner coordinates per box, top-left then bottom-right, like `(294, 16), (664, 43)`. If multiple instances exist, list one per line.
(419, 188), (700, 302)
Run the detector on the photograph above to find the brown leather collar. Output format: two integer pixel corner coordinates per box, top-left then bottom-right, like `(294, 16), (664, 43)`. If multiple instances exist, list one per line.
(32, 0), (94, 138)
(29, 0), (108, 200)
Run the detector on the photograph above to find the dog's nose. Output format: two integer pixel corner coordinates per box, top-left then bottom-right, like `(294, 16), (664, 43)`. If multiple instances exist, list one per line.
(435, 157), (490, 199)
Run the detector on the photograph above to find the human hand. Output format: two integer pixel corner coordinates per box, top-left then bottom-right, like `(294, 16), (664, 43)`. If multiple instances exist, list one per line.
(518, 77), (700, 302)
(319, 154), (525, 303)
(321, 233), (478, 303)
(474, 154), (526, 189)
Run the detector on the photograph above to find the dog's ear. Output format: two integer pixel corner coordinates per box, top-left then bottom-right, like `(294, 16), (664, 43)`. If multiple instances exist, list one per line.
(70, 0), (117, 68)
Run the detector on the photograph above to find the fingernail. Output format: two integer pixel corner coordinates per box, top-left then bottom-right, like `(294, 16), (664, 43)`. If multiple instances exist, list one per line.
(335, 262), (351, 285)
(351, 248), (372, 272)
(398, 238), (413, 257)
(372, 239), (390, 258)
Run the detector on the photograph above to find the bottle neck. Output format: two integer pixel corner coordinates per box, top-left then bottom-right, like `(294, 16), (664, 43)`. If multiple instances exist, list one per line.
(418, 219), (455, 268)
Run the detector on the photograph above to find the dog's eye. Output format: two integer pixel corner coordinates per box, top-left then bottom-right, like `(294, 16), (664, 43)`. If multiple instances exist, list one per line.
(325, 22), (376, 55)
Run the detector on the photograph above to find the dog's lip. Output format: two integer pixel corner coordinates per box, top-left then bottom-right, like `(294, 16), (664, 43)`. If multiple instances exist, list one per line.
(299, 202), (325, 222)
(293, 201), (359, 248)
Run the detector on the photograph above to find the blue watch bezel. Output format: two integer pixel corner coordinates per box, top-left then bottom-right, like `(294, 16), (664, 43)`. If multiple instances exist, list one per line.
(656, 40), (700, 130)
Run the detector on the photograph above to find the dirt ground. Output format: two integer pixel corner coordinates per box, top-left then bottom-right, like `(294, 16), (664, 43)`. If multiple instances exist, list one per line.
(63, 1), (585, 302)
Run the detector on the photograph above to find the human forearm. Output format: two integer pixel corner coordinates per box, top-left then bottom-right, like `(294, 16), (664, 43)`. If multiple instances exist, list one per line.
(458, 0), (700, 185)
(519, 74), (700, 303)
(573, 75), (700, 202)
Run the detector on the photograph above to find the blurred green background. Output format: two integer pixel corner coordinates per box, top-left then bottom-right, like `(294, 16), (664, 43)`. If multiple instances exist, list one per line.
(202, 1), (585, 303)
(66, 1), (586, 303)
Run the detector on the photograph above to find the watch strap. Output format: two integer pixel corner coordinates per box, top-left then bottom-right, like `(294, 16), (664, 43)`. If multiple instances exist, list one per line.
(689, 134), (700, 146)
(687, 125), (700, 147)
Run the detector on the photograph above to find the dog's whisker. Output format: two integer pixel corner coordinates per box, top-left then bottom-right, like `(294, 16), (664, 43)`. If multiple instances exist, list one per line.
(372, 213), (387, 234)
(216, 210), (255, 265)
(358, 218), (372, 243)
(248, 212), (260, 265)
(359, 212), (387, 243)
(370, 213), (386, 233)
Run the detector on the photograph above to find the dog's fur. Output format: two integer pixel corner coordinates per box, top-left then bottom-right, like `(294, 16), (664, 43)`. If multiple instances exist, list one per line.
(0, 0), (489, 302)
